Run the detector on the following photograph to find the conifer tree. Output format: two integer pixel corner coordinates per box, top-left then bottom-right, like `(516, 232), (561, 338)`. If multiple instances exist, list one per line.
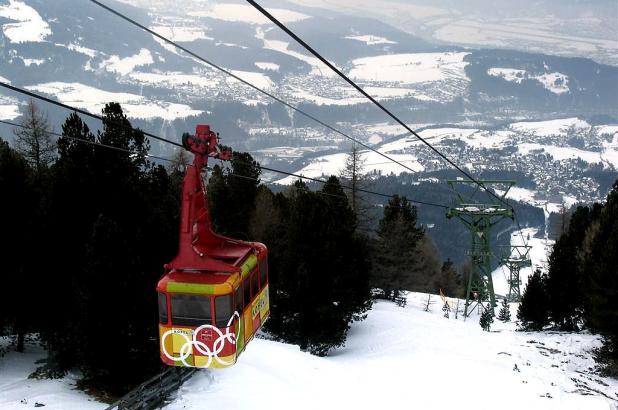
(517, 269), (549, 331)
(42, 106), (178, 393)
(371, 195), (424, 299)
(207, 152), (261, 238)
(258, 177), (372, 355)
(0, 138), (33, 352)
(545, 206), (595, 330)
(498, 299), (511, 322)
(480, 304), (493, 331)
(582, 180), (618, 376)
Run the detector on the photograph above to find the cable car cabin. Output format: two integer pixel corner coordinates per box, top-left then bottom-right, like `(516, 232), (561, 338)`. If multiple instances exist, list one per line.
(157, 125), (269, 369)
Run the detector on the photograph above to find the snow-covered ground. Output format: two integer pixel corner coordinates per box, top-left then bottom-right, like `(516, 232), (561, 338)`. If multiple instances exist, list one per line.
(509, 117), (590, 136)
(492, 227), (554, 297)
(0, 338), (105, 410)
(188, 4), (310, 25)
(0, 0), (51, 43)
(24, 82), (203, 121)
(2, 288), (616, 409)
(166, 293), (616, 410)
(345, 34), (397, 45)
(274, 149), (423, 185)
(488, 68), (570, 94)
(349, 52), (469, 84)
(0, 95), (21, 120)
(99, 49), (154, 76)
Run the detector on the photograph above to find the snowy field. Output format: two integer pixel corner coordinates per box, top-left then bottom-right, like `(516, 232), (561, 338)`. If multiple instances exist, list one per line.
(188, 4), (310, 25)
(0, 0), (51, 43)
(0, 95), (20, 120)
(24, 82), (203, 121)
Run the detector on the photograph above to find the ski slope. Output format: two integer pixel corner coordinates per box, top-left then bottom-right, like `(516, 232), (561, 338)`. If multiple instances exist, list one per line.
(1, 290), (616, 410)
(1, 227), (615, 410)
(164, 293), (616, 410)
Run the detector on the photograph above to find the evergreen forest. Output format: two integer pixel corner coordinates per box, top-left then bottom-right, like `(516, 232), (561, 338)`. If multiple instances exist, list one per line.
(0, 103), (464, 395)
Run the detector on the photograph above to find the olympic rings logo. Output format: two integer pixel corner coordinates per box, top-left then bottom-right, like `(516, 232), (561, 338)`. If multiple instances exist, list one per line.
(161, 311), (240, 368)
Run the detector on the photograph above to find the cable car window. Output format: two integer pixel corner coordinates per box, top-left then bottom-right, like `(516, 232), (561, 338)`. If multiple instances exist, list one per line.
(215, 295), (233, 328)
(251, 271), (259, 299)
(171, 294), (212, 327)
(243, 277), (251, 307)
(158, 293), (168, 324)
(259, 257), (268, 290)
(235, 284), (243, 314)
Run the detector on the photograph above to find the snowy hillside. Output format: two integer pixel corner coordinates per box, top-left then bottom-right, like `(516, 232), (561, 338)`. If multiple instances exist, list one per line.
(2, 291), (617, 410)
(273, 117), (618, 211)
(0, 0), (615, 130)
(0, 226), (615, 410)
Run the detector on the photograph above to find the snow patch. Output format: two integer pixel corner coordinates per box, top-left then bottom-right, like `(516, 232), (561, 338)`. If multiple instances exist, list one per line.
(57, 43), (98, 58)
(510, 118), (590, 137)
(275, 149), (423, 185)
(349, 52), (469, 84)
(259, 35), (338, 77)
(149, 25), (212, 42)
(0, 337), (106, 410)
(488, 68), (570, 94)
(25, 82), (202, 121)
(0, 96), (20, 120)
(0, 0), (51, 43)
(255, 62), (280, 72)
(345, 34), (396, 45)
(518, 143), (603, 165)
(189, 4), (310, 25)
(22, 58), (45, 66)
(99, 49), (154, 76)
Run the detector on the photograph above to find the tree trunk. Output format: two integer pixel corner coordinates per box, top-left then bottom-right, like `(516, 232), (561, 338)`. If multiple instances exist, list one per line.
(16, 320), (25, 353)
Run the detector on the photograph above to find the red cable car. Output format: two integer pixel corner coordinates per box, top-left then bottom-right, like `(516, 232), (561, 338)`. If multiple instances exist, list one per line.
(157, 125), (269, 368)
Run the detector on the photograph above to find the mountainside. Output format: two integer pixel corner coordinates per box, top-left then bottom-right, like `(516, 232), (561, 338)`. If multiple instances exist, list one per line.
(3, 291), (617, 409)
(0, 0), (616, 137)
(0, 0), (617, 263)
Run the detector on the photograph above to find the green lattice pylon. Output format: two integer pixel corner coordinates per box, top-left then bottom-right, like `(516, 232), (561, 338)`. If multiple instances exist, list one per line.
(499, 245), (532, 302)
(446, 180), (515, 317)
